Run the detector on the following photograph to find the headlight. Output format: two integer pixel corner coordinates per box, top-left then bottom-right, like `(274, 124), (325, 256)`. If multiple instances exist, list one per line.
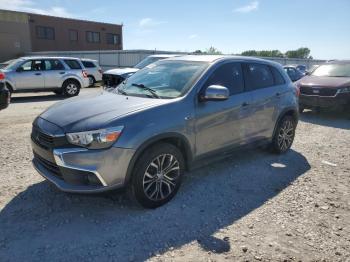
(66, 126), (124, 149)
(338, 87), (350, 93)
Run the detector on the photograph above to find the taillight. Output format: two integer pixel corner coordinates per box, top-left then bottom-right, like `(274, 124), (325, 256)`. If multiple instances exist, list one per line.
(82, 70), (88, 78)
(0, 72), (5, 80)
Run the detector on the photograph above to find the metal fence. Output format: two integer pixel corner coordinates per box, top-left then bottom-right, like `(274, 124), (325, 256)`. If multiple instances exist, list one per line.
(26, 49), (326, 70)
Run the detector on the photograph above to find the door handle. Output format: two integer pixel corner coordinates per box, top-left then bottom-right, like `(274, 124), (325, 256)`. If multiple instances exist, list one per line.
(241, 102), (249, 107)
(59, 72), (66, 75)
(35, 73), (41, 76)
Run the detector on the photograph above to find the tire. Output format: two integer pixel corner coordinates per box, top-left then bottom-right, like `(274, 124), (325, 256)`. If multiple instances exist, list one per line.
(62, 80), (80, 97)
(131, 143), (185, 208)
(88, 76), (95, 87)
(271, 115), (296, 154)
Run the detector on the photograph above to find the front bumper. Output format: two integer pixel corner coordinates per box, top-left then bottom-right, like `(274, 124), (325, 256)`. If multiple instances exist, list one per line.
(32, 139), (135, 193)
(299, 91), (350, 108)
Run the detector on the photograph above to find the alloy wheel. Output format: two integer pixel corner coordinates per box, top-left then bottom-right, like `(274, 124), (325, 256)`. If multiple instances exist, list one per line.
(277, 120), (294, 151)
(142, 154), (180, 201)
(66, 83), (78, 95)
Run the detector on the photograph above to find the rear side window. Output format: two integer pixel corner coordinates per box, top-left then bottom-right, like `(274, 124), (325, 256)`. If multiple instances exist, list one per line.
(44, 60), (64, 70)
(270, 66), (285, 85)
(205, 62), (244, 95)
(64, 59), (82, 69)
(82, 61), (96, 68)
(244, 63), (274, 91)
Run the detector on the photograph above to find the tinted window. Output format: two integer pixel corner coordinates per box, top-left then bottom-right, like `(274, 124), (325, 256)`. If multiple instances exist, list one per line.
(36, 26), (55, 40)
(82, 61), (96, 68)
(69, 30), (78, 42)
(86, 31), (100, 43)
(20, 61), (32, 71)
(244, 63), (274, 91)
(270, 66), (285, 85)
(64, 60), (82, 69)
(106, 33), (119, 45)
(205, 63), (244, 95)
(44, 60), (64, 70)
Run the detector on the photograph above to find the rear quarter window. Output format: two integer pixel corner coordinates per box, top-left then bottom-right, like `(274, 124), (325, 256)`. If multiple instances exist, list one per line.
(64, 59), (82, 69)
(82, 61), (96, 68)
(270, 66), (286, 85)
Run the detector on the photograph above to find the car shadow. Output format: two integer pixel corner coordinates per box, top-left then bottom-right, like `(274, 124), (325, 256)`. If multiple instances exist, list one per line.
(0, 149), (310, 261)
(10, 94), (65, 104)
(300, 109), (350, 130)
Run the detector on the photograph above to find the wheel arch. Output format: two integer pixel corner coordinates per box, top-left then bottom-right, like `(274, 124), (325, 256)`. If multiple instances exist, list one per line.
(124, 132), (193, 185)
(62, 77), (82, 89)
(272, 107), (298, 138)
(5, 81), (15, 92)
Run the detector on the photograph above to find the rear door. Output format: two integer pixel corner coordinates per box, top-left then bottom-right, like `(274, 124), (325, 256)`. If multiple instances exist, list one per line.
(14, 60), (45, 90)
(242, 63), (284, 140)
(43, 59), (66, 88)
(195, 62), (253, 156)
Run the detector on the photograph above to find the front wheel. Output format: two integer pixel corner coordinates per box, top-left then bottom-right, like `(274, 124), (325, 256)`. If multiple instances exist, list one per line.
(131, 143), (185, 208)
(271, 116), (296, 154)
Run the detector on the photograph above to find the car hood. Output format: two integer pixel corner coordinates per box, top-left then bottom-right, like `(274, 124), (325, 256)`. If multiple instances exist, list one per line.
(297, 76), (350, 88)
(39, 91), (168, 132)
(104, 67), (139, 76)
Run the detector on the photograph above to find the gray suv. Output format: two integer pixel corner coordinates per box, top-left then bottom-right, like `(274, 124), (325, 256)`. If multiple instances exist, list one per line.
(31, 55), (299, 208)
(1, 57), (89, 97)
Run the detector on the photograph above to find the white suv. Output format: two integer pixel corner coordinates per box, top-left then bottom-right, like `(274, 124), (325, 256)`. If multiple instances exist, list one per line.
(81, 59), (103, 86)
(1, 57), (90, 97)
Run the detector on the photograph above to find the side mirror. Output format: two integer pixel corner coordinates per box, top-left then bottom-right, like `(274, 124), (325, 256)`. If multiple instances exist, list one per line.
(200, 85), (229, 102)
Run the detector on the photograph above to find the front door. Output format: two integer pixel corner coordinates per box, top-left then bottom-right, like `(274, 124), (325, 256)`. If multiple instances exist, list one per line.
(194, 62), (253, 156)
(14, 60), (45, 90)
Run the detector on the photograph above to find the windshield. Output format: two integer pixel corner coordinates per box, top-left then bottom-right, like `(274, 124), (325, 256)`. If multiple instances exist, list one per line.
(311, 63), (350, 77)
(116, 60), (208, 99)
(3, 59), (23, 70)
(134, 57), (165, 69)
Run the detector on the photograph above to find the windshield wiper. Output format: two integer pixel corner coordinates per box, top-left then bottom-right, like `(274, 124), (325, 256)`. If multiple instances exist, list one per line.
(117, 87), (128, 96)
(131, 83), (160, 98)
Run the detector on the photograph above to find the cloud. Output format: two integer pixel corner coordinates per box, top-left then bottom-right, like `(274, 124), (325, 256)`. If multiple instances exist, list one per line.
(139, 18), (166, 28)
(188, 34), (198, 39)
(0, 0), (75, 18)
(233, 1), (259, 13)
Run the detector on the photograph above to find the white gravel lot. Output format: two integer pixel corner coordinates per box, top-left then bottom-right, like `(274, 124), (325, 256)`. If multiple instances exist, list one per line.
(0, 88), (349, 262)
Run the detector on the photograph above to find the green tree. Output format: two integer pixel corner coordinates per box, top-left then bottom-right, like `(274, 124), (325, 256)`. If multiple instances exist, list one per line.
(285, 47), (311, 59)
(205, 46), (222, 55)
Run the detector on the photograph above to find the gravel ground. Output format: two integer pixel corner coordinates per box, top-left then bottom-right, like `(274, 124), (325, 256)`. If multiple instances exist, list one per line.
(0, 89), (349, 262)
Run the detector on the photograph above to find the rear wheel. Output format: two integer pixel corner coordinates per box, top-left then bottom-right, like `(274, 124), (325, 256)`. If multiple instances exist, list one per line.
(271, 116), (296, 154)
(131, 143), (185, 208)
(63, 80), (80, 97)
(88, 76), (95, 87)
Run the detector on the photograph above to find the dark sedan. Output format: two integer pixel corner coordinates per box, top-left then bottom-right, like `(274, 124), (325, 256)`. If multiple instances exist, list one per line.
(295, 61), (350, 113)
(283, 66), (305, 82)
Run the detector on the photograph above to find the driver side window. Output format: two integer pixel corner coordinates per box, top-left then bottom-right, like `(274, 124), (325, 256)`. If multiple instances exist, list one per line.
(19, 61), (32, 71)
(204, 62), (244, 95)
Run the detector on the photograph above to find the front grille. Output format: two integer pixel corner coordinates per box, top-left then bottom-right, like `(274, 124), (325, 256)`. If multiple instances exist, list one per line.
(31, 128), (54, 149)
(102, 74), (124, 87)
(34, 152), (62, 178)
(300, 86), (338, 97)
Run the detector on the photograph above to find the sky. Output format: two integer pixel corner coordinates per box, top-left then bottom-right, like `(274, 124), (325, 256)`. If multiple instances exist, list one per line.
(1, 0), (350, 60)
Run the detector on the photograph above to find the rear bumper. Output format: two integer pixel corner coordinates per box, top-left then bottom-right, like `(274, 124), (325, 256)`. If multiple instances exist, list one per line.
(32, 139), (135, 193)
(299, 92), (350, 108)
